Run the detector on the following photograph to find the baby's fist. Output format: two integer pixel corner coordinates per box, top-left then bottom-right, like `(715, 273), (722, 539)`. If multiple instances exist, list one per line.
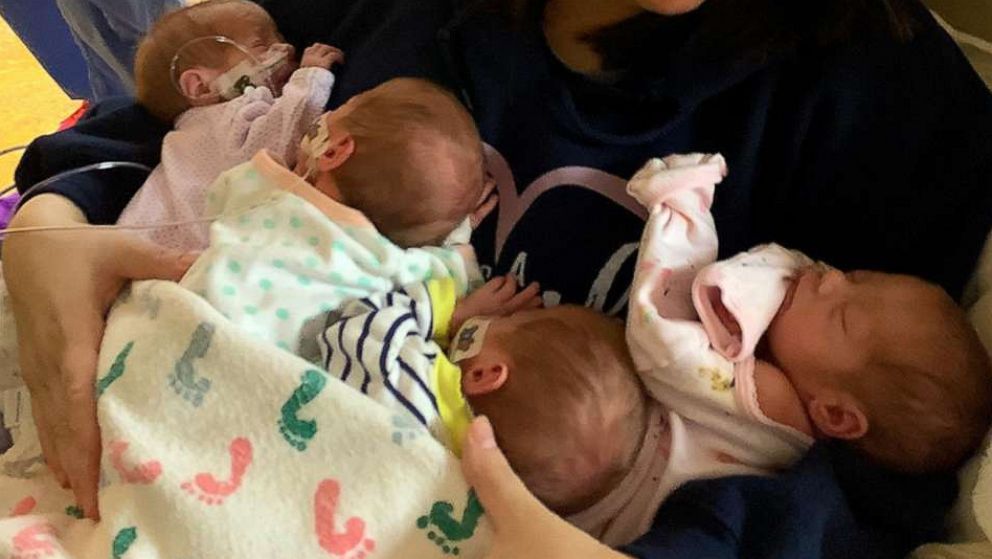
(300, 43), (345, 70)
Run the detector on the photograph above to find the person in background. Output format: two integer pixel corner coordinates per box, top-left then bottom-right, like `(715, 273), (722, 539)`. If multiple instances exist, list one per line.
(55, 0), (181, 100)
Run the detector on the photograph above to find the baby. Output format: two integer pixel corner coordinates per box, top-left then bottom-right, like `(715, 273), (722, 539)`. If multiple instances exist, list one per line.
(594, 154), (992, 544)
(180, 77), (488, 355)
(117, 0), (343, 251)
(317, 275), (648, 517)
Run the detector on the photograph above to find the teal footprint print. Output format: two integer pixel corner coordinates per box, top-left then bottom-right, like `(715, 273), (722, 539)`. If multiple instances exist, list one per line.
(278, 369), (328, 451)
(96, 342), (134, 398)
(168, 323), (215, 407)
(112, 526), (137, 559)
(391, 413), (425, 447)
(416, 490), (485, 556)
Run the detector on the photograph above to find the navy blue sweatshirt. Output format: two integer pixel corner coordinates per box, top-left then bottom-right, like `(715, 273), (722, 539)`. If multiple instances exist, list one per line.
(15, 0), (992, 556)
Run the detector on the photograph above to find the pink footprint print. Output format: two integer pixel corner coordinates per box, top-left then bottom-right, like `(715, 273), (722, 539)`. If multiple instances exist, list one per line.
(314, 479), (376, 558)
(181, 437), (253, 506)
(9, 496), (37, 517)
(12, 522), (56, 559)
(109, 440), (162, 484)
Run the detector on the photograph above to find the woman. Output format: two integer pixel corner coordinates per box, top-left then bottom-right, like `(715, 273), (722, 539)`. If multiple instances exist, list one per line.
(6, 0), (992, 555)
(55, 0), (181, 100)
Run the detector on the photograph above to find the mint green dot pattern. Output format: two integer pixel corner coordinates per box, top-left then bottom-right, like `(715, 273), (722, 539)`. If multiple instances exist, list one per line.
(276, 308), (290, 320)
(273, 259), (285, 269)
(222, 285), (236, 296)
(259, 279), (273, 291)
(227, 261), (242, 273)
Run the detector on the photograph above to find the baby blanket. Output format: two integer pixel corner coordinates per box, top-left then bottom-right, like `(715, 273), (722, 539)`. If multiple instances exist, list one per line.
(0, 278), (491, 559)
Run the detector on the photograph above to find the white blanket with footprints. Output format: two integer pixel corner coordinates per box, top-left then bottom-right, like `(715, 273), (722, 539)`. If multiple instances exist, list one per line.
(0, 279), (491, 559)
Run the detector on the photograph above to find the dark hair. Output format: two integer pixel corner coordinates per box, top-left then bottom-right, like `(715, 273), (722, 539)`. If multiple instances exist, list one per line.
(486, 0), (919, 70)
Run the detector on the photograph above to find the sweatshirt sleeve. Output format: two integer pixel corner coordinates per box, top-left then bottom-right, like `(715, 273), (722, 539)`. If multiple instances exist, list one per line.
(220, 67), (334, 167)
(14, 99), (169, 224)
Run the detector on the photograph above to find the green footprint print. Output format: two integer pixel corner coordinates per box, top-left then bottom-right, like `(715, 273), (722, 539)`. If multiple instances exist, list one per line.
(96, 342), (135, 398)
(416, 490), (485, 556)
(112, 526), (137, 559)
(168, 323), (215, 407)
(278, 369), (328, 451)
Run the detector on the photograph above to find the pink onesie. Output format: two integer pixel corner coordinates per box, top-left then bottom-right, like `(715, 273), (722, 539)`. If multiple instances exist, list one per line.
(568, 154), (815, 546)
(117, 66), (333, 251)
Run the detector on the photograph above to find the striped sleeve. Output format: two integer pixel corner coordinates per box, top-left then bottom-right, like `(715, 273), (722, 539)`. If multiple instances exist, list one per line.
(318, 282), (447, 427)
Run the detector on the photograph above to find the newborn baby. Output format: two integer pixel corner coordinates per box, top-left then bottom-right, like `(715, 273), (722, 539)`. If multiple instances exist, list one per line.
(180, 77), (487, 355)
(591, 154), (992, 544)
(318, 275), (647, 516)
(118, 0), (343, 251)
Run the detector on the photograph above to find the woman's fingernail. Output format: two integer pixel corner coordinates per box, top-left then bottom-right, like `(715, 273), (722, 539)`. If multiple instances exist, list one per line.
(470, 417), (497, 450)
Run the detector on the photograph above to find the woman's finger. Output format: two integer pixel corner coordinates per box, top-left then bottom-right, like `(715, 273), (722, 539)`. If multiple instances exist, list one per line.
(112, 236), (197, 282)
(461, 417), (547, 531)
(31, 402), (68, 487)
(59, 331), (103, 518)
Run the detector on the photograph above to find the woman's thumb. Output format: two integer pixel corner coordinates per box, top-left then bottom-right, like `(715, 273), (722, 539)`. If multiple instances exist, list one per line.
(461, 417), (547, 530)
(116, 236), (198, 282)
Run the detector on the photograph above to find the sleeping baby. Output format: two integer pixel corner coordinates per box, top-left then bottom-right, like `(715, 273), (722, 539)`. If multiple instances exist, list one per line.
(330, 154), (992, 549)
(117, 0), (343, 251)
(178, 77), (487, 357)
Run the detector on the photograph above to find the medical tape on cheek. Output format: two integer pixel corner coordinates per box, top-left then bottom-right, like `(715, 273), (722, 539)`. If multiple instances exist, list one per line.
(299, 115), (333, 180)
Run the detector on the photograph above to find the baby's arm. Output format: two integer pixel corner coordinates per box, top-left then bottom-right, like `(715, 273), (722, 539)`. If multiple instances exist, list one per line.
(222, 44), (340, 166)
(752, 360), (815, 437)
(626, 154), (728, 379)
(318, 280), (454, 425)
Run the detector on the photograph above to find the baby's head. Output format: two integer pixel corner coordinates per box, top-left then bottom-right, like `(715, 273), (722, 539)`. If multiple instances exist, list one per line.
(458, 305), (647, 514)
(135, 0), (290, 121)
(766, 268), (992, 473)
(298, 78), (485, 248)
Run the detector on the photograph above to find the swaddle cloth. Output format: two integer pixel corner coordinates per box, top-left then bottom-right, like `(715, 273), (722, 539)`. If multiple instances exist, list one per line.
(0, 278), (492, 559)
(181, 151), (481, 357)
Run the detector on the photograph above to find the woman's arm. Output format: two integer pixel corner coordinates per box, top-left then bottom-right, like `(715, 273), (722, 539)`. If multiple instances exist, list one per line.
(3, 194), (194, 518)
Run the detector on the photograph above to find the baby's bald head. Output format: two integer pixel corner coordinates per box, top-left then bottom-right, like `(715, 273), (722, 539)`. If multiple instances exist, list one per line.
(464, 305), (647, 514)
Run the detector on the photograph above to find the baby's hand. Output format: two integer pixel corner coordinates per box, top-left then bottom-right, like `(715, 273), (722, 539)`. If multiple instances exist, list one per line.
(300, 43), (345, 70)
(452, 275), (541, 333)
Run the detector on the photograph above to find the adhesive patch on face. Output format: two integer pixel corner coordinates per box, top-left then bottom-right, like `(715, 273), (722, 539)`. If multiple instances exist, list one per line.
(448, 318), (492, 363)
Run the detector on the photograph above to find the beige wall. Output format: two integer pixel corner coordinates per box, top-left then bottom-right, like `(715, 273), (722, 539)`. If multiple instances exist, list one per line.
(926, 0), (992, 42)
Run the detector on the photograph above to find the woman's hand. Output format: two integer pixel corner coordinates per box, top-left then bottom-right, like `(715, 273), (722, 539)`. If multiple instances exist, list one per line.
(3, 194), (196, 519)
(461, 417), (629, 559)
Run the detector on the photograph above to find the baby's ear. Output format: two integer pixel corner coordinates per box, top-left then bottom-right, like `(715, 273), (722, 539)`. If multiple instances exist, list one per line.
(316, 133), (355, 173)
(178, 68), (216, 102)
(462, 362), (509, 396)
(806, 391), (869, 440)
